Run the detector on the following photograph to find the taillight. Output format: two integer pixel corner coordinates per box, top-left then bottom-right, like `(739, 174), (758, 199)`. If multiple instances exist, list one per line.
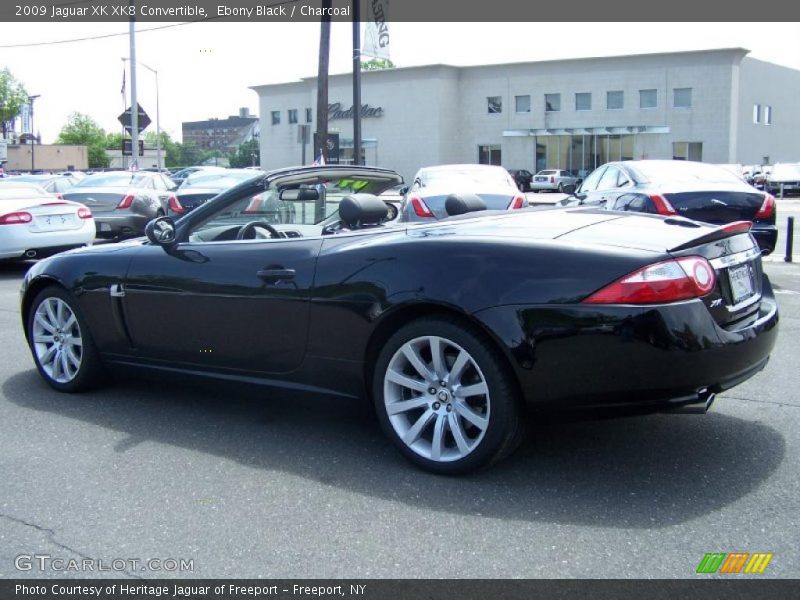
(719, 221), (752, 235)
(755, 194), (775, 219)
(244, 194), (262, 213)
(508, 195), (525, 209)
(649, 194), (678, 216)
(54, 193), (64, 200)
(550, 176), (555, 183)
(410, 196), (434, 218)
(0, 211), (33, 225)
(116, 194), (135, 209)
(583, 256), (716, 305)
(168, 195), (185, 214)
(77, 207), (92, 219)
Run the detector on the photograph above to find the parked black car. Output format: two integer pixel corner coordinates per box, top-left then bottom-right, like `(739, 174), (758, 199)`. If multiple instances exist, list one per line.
(508, 169), (533, 192)
(21, 165), (778, 474)
(562, 160), (778, 254)
(169, 169), (261, 217)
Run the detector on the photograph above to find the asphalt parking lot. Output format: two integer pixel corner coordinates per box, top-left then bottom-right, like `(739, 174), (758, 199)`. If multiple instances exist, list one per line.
(0, 255), (798, 578)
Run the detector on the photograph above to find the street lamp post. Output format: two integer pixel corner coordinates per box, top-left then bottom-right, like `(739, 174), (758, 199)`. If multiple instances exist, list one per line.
(122, 57), (161, 170)
(28, 95), (40, 172)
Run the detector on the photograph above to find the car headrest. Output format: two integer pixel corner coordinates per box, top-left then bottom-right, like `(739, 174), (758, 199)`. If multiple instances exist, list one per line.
(339, 194), (388, 228)
(445, 193), (487, 216)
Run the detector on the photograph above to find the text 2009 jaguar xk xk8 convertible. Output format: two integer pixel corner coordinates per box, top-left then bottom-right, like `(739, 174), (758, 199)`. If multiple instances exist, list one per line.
(20, 166), (778, 473)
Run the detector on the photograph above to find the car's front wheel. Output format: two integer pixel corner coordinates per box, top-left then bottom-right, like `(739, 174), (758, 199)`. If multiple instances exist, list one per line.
(27, 286), (105, 392)
(373, 317), (523, 474)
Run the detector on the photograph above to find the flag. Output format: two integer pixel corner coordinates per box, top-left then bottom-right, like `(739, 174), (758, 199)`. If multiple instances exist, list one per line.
(121, 69), (126, 98)
(363, 0), (390, 60)
(312, 150), (325, 166)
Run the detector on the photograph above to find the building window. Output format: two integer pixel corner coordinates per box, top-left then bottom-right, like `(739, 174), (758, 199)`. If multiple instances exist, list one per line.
(639, 89), (657, 109)
(607, 90), (624, 110)
(765, 105), (772, 125)
(487, 96), (502, 114)
(305, 108), (313, 123)
(545, 93), (561, 112)
(288, 109), (298, 124)
(575, 92), (591, 111)
(673, 142), (703, 162)
(515, 95), (531, 113)
(478, 144), (502, 166)
(271, 111), (280, 125)
(753, 104), (761, 123)
(673, 88), (692, 108)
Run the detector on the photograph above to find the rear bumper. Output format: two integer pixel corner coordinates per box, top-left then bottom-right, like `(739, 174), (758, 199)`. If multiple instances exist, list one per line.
(94, 213), (152, 238)
(0, 223), (95, 259)
(751, 225), (778, 254)
(473, 275), (779, 412)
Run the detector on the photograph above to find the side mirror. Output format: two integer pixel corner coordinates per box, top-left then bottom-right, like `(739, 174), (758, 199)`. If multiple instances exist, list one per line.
(561, 183), (577, 195)
(398, 185), (409, 196)
(145, 216), (177, 246)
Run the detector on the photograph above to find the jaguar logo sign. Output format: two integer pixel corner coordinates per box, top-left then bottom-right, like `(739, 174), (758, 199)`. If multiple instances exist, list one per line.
(328, 102), (384, 120)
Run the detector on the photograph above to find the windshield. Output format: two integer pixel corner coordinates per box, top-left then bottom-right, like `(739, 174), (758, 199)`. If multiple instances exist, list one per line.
(632, 161), (746, 185)
(0, 185), (49, 199)
(76, 172), (149, 188)
(183, 172), (255, 189)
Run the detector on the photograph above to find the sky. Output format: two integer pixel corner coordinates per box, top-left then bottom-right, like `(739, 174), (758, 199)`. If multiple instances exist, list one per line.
(1, 21), (799, 144)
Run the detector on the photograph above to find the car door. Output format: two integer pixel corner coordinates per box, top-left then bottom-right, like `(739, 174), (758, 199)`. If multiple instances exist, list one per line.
(575, 166), (607, 204)
(121, 187), (322, 375)
(592, 165), (626, 206)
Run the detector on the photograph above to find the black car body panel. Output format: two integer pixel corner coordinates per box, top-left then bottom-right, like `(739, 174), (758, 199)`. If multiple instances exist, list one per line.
(21, 166), (778, 414)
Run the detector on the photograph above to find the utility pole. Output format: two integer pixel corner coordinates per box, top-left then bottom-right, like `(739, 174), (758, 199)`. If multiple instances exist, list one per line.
(315, 0), (332, 164)
(352, 0), (362, 166)
(129, 0), (139, 170)
(28, 95), (40, 172)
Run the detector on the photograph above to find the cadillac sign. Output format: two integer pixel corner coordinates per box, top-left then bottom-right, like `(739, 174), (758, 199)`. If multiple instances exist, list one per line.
(328, 102), (384, 120)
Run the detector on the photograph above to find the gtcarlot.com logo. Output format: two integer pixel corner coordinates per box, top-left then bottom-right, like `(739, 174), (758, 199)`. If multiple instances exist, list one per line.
(696, 552), (773, 574)
(15, 554), (194, 573)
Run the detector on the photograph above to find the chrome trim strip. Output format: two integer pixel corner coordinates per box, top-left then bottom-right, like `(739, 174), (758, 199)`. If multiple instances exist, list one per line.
(726, 291), (761, 313)
(709, 247), (761, 270)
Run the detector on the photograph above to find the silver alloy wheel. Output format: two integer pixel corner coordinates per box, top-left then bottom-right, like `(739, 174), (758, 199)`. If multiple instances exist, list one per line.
(383, 335), (491, 462)
(32, 297), (83, 384)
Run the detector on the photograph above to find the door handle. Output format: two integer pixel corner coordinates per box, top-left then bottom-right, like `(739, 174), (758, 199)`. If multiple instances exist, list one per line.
(257, 268), (296, 283)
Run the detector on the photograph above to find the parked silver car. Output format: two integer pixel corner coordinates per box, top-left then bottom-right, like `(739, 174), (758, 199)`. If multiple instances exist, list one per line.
(530, 169), (580, 193)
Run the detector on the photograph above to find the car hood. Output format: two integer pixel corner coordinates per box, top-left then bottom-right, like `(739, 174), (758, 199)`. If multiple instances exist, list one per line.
(408, 207), (725, 253)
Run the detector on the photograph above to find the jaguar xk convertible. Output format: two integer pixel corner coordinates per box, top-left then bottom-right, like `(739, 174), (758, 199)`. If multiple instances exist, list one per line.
(20, 165), (779, 473)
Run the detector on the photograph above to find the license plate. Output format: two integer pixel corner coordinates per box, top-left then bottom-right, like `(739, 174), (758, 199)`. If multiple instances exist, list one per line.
(99, 223), (112, 232)
(536, 177), (546, 181)
(728, 263), (754, 304)
(37, 214), (74, 229)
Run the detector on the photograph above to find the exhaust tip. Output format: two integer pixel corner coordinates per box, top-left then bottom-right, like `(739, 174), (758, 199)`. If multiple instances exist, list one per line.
(662, 389), (716, 414)
(24, 249), (37, 258)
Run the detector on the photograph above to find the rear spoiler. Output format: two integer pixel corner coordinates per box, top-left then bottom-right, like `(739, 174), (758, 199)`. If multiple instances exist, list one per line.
(669, 221), (753, 252)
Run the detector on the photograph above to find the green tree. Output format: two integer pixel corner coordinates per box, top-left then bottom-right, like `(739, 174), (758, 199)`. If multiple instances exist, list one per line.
(361, 58), (395, 71)
(0, 68), (28, 139)
(56, 112), (110, 168)
(228, 138), (260, 168)
(177, 140), (207, 167)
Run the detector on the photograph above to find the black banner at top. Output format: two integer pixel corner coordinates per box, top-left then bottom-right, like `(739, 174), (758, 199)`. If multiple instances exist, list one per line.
(2, 0), (800, 22)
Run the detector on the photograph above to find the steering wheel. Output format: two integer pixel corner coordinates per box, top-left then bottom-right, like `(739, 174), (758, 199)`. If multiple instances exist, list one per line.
(236, 220), (282, 240)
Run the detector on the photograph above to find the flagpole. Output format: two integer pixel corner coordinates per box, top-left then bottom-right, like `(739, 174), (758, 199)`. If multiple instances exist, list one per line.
(352, 0), (362, 166)
(129, 0), (139, 170)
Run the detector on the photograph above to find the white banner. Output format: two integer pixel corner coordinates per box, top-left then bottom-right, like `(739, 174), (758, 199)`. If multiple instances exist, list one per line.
(363, 0), (390, 60)
(20, 103), (31, 135)
(0, 140), (7, 162)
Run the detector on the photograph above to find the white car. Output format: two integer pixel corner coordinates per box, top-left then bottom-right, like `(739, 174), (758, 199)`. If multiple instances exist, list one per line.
(0, 182), (95, 260)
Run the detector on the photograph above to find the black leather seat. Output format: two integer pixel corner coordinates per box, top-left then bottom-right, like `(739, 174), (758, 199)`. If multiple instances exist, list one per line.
(445, 193), (487, 216)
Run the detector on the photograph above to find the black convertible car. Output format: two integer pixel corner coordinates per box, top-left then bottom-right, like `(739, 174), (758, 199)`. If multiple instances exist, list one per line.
(20, 166), (779, 474)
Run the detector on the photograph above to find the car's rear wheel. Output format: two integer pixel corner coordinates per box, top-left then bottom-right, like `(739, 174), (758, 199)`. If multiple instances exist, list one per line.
(558, 182), (564, 193)
(27, 286), (105, 392)
(373, 317), (523, 474)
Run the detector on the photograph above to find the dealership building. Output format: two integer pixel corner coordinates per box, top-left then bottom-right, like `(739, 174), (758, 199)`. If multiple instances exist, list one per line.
(252, 48), (800, 181)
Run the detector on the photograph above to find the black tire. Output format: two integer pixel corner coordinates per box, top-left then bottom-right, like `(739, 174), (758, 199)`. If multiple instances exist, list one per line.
(373, 316), (524, 474)
(27, 285), (105, 392)
(533, 189), (539, 193)
(558, 183), (564, 193)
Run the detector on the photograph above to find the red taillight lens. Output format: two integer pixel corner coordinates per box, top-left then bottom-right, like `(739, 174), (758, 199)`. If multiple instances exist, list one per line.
(583, 256), (716, 305)
(116, 194), (135, 210)
(0, 211), (33, 225)
(244, 194), (262, 213)
(77, 207), (92, 219)
(550, 176), (555, 183)
(410, 196), (434, 218)
(168, 195), (185, 214)
(508, 195), (525, 209)
(649, 194), (678, 216)
(719, 221), (752, 235)
(755, 194), (775, 219)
